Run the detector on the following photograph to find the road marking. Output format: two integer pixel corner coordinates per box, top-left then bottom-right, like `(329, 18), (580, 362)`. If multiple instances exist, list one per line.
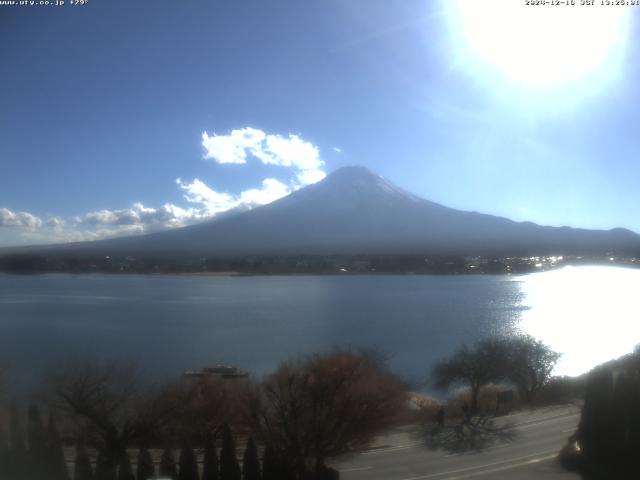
(361, 412), (578, 457)
(397, 449), (558, 480)
(443, 443), (509, 459)
(440, 414), (578, 457)
(338, 466), (372, 473)
(360, 442), (424, 455)
(438, 453), (556, 479)
(499, 406), (577, 422)
(358, 410), (579, 457)
(511, 413), (580, 430)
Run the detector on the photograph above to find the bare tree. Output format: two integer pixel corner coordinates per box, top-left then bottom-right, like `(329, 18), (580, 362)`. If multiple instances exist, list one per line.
(244, 349), (407, 477)
(505, 334), (561, 404)
(52, 361), (180, 480)
(163, 375), (242, 442)
(432, 339), (508, 416)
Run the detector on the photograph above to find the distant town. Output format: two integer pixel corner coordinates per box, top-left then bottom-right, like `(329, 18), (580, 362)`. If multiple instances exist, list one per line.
(1, 252), (638, 275)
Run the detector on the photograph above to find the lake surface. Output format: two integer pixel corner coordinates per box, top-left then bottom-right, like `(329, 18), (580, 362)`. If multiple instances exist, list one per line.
(0, 266), (638, 390)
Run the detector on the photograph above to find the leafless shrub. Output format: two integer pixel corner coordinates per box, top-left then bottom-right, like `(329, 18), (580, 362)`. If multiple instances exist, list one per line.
(51, 360), (182, 479)
(243, 348), (407, 476)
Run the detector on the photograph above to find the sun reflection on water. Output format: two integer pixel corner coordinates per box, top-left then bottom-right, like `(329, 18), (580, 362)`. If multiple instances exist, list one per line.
(517, 265), (640, 377)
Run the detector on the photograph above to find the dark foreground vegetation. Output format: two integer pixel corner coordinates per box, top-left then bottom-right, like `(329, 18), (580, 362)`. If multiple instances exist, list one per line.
(0, 335), (575, 480)
(412, 335), (580, 454)
(431, 335), (562, 415)
(559, 348), (640, 479)
(0, 350), (406, 480)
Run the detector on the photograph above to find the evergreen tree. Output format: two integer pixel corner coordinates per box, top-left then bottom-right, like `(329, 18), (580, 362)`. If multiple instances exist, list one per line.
(95, 450), (117, 480)
(241, 438), (260, 480)
(74, 442), (95, 480)
(277, 449), (295, 480)
(47, 414), (70, 480)
(562, 360), (640, 479)
(201, 433), (219, 480)
(578, 367), (615, 477)
(136, 447), (155, 480)
(117, 452), (135, 480)
(316, 465), (340, 480)
(95, 450), (109, 480)
(629, 373), (640, 478)
(9, 403), (28, 480)
(219, 425), (240, 480)
(601, 371), (640, 478)
(27, 405), (48, 479)
(159, 448), (178, 480)
(260, 446), (277, 480)
(0, 423), (9, 480)
(178, 443), (199, 480)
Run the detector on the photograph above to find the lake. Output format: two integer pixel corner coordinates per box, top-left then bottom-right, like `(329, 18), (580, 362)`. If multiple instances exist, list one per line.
(0, 265), (638, 390)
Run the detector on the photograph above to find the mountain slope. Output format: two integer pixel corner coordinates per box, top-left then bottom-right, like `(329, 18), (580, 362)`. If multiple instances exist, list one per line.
(11, 166), (640, 257)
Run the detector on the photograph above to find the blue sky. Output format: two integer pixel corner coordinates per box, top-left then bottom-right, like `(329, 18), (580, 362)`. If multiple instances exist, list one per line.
(1, 0), (639, 246)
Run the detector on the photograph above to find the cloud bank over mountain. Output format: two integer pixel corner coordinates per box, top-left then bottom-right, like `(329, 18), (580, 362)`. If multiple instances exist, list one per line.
(0, 127), (327, 246)
(178, 127), (327, 215)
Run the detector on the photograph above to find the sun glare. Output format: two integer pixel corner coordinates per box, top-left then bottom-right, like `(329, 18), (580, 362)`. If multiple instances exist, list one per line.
(518, 266), (640, 377)
(449, 0), (630, 87)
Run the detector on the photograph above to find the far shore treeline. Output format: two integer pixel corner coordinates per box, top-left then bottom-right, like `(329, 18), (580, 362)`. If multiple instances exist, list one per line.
(1, 252), (638, 275)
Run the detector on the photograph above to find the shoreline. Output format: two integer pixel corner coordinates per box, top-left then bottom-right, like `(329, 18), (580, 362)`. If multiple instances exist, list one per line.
(2, 261), (639, 277)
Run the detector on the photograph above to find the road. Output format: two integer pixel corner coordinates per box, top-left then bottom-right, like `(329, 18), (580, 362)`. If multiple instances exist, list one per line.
(332, 405), (581, 480)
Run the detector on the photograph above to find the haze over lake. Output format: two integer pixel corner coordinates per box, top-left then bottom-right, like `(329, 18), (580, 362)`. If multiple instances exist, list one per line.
(0, 266), (637, 389)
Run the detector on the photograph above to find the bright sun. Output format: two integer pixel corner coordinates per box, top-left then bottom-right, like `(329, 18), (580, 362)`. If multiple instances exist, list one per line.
(450, 0), (630, 87)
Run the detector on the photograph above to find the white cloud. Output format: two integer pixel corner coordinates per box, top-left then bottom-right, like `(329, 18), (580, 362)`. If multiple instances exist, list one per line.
(83, 209), (119, 226)
(296, 169), (327, 186)
(256, 134), (323, 173)
(0, 172), (301, 246)
(201, 127), (326, 188)
(177, 176), (290, 216)
(0, 208), (94, 246)
(201, 127), (266, 164)
(176, 178), (237, 215)
(45, 217), (65, 229)
(0, 202), (211, 247)
(0, 208), (43, 230)
(333, 147), (343, 153)
(81, 202), (201, 230)
(238, 178), (290, 206)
